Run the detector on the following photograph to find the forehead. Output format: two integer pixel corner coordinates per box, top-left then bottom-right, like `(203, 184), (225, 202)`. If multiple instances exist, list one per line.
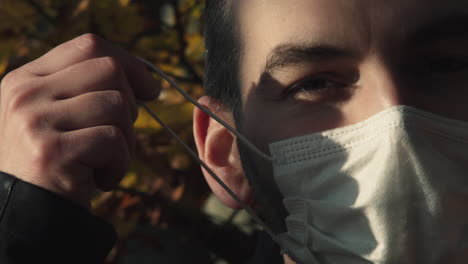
(236, 0), (468, 97)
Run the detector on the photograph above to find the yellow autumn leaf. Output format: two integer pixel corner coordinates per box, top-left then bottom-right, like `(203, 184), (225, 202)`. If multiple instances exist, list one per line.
(92, 0), (144, 43)
(124, 159), (156, 192)
(72, 0), (90, 17)
(159, 63), (188, 77)
(0, 59), (8, 76)
(186, 33), (205, 60)
(120, 172), (138, 188)
(134, 101), (195, 131)
(119, 0), (130, 7)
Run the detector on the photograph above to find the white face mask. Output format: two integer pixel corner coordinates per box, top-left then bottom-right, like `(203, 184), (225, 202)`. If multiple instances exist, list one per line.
(138, 58), (468, 264)
(270, 105), (468, 264)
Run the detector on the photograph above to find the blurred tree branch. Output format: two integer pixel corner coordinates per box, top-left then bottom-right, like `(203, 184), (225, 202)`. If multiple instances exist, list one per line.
(171, 0), (203, 84)
(23, 0), (55, 25)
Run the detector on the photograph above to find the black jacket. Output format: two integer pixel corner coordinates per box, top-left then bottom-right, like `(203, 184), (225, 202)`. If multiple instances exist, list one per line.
(0, 171), (116, 264)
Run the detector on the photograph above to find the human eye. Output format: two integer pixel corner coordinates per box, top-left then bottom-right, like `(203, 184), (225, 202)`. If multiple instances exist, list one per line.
(282, 75), (349, 102)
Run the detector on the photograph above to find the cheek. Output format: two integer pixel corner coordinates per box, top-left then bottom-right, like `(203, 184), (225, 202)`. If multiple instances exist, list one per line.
(242, 111), (279, 154)
(242, 102), (346, 154)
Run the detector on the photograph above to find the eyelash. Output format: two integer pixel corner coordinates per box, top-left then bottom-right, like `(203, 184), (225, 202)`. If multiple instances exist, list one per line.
(282, 75), (347, 98)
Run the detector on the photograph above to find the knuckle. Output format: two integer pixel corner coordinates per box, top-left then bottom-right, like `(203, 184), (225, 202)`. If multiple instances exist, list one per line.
(1, 70), (34, 97)
(90, 57), (123, 84)
(22, 111), (41, 131)
(102, 126), (129, 156)
(19, 109), (51, 134)
(103, 126), (125, 143)
(0, 70), (19, 90)
(105, 91), (132, 122)
(30, 135), (60, 171)
(53, 174), (86, 198)
(5, 79), (44, 112)
(74, 33), (103, 54)
(99, 56), (122, 77)
(106, 90), (125, 108)
(54, 178), (76, 195)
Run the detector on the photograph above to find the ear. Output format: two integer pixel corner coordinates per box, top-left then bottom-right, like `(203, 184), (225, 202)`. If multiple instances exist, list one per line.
(193, 96), (253, 209)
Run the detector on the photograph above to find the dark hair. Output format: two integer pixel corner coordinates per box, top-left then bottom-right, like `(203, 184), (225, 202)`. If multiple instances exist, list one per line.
(204, 0), (242, 117)
(204, 1), (289, 232)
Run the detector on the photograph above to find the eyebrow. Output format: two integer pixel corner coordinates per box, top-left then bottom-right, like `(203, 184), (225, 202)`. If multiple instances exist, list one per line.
(260, 14), (468, 76)
(263, 43), (357, 75)
(410, 13), (468, 44)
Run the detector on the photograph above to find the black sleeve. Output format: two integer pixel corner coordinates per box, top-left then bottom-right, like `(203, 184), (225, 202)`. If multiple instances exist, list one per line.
(0, 171), (117, 264)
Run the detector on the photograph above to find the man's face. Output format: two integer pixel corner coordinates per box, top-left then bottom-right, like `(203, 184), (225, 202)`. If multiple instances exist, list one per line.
(237, 0), (468, 153)
(198, 2), (468, 261)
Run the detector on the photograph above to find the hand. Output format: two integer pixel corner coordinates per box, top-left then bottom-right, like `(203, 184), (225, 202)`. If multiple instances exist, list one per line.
(0, 34), (159, 208)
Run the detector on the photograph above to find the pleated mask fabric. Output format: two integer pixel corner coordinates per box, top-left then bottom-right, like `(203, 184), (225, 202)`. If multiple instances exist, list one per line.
(270, 106), (468, 264)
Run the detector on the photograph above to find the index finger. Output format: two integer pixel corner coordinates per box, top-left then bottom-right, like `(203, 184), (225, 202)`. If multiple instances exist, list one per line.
(25, 34), (160, 101)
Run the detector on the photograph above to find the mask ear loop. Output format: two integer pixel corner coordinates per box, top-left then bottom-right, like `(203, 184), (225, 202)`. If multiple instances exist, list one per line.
(136, 57), (272, 162)
(136, 57), (278, 242)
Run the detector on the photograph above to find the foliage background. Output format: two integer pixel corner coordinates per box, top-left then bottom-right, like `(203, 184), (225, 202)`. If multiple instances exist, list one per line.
(0, 0), (260, 263)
